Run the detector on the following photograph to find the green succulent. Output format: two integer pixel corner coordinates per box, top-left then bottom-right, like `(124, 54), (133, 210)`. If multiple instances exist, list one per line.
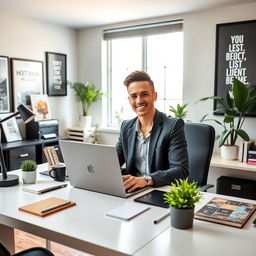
(69, 81), (103, 116)
(20, 160), (37, 172)
(163, 178), (202, 209)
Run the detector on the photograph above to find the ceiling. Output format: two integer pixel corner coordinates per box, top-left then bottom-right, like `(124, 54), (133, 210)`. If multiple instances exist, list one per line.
(0, 0), (255, 28)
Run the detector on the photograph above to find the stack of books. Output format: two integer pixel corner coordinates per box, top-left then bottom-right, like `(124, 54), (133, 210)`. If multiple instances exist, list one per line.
(43, 146), (60, 166)
(67, 127), (96, 143)
(247, 146), (256, 164)
(238, 139), (254, 163)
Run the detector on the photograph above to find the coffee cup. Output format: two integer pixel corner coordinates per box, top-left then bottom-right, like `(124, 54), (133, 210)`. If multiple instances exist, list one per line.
(49, 163), (66, 182)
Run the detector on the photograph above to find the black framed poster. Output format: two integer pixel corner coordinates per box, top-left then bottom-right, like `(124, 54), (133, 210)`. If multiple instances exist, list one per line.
(214, 20), (256, 116)
(11, 58), (44, 110)
(0, 56), (12, 113)
(46, 52), (67, 96)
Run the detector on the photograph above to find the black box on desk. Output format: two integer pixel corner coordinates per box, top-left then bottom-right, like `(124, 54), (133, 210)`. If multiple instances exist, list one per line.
(217, 176), (256, 200)
(26, 119), (59, 139)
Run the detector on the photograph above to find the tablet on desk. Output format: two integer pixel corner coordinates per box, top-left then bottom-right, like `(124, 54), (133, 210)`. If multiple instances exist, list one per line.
(134, 190), (169, 208)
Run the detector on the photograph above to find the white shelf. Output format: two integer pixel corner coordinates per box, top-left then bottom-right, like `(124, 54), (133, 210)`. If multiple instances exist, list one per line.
(210, 152), (256, 172)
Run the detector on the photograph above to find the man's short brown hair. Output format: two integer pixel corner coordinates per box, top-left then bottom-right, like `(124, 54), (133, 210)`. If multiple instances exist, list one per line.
(123, 70), (154, 89)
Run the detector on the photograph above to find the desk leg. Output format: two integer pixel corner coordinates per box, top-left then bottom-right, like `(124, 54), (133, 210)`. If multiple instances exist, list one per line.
(0, 224), (15, 254)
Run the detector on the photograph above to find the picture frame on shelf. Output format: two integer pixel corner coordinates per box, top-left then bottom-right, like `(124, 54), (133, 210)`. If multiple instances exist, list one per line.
(30, 94), (51, 121)
(0, 113), (22, 142)
(0, 56), (12, 113)
(214, 19), (256, 117)
(11, 58), (44, 110)
(46, 52), (67, 96)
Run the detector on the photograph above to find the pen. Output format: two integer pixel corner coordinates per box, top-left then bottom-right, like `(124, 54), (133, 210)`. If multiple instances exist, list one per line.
(153, 212), (170, 224)
(40, 201), (71, 213)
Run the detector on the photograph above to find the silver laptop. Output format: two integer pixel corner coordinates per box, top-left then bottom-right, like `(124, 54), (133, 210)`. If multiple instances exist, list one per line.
(59, 140), (148, 198)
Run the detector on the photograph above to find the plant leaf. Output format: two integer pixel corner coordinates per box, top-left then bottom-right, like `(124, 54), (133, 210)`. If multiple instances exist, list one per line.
(232, 77), (248, 112)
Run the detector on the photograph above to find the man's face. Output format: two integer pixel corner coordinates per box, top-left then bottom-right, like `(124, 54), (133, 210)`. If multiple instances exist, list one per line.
(127, 81), (157, 117)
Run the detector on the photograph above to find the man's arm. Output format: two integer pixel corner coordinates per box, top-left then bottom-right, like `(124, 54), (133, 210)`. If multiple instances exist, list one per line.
(150, 118), (189, 187)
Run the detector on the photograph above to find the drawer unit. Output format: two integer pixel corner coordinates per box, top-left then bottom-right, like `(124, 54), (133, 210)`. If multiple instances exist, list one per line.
(8, 146), (36, 171)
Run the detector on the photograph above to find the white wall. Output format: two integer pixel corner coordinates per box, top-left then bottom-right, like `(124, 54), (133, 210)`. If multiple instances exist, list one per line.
(77, 2), (256, 189)
(0, 11), (78, 136)
(78, 2), (256, 145)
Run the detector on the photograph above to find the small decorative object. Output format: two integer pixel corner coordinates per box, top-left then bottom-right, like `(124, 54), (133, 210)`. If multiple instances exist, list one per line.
(11, 58), (43, 110)
(46, 52), (67, 96)
(30, 94), (51, 120)
(0, 114), (22, 142)
(169, 103), (188, 119)
(199, 77), (256, 160)
(69, 81), (103, 129)
(20, 160), (37, 184)
(0, 56), (12, 113)
(164, 178), (202, 229)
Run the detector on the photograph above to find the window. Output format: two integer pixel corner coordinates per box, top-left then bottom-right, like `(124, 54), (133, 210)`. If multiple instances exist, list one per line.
(103, 20), (183, 127)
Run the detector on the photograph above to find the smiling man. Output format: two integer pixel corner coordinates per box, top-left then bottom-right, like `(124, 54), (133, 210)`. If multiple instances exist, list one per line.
(116, 70), (189, 192)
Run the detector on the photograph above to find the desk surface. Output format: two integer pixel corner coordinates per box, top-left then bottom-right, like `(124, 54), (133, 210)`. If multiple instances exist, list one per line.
(0, 164), (169, 256)
(211, 152), (256, 172)
(0, 164), (255, 256)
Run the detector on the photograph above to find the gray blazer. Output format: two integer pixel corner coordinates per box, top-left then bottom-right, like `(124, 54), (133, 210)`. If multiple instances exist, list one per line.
(116, 109), (189, 187)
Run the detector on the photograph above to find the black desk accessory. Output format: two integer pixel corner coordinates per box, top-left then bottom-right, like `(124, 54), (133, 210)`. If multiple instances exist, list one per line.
(0, 104), (35, 187)
(134, 190), (169, 208)
(26, 119), (59, 140)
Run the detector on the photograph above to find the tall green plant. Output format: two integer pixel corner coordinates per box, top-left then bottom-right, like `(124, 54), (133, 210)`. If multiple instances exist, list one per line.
(199, 77), (256, 147)
(69, 82), (103, 116)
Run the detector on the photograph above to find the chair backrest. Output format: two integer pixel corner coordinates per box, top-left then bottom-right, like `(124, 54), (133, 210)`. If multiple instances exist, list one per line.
(184, 122), (215, 187)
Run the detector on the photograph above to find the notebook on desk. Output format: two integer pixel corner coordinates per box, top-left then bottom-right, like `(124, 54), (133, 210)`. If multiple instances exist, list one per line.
(59, 140), (148, 198)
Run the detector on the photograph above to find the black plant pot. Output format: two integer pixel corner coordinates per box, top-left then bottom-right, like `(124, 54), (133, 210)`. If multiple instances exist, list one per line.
(170, 206), (194, 229)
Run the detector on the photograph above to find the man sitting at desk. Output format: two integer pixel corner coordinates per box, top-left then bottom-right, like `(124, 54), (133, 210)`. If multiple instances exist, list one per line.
(116, 70), (189, 192)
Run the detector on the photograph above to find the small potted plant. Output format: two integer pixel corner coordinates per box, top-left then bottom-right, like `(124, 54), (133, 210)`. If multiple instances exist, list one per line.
(69, 81), (103, 129)
(199, 77), (256, 159)
(164, 178), (202, 229)
(20, 160), (37, 184)
(169, 103), (188, 119)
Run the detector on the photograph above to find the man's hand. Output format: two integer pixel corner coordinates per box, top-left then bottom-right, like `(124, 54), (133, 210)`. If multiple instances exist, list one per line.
(122, 175), (148, 192)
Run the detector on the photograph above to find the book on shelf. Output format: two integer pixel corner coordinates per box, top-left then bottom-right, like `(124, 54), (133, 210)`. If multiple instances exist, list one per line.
(243, 139), (254, 163)
(194, 197), (256, 228)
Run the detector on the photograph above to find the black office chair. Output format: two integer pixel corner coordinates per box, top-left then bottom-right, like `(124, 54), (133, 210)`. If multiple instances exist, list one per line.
(0, 242), (54, 256)
(184, 122), (215, 192)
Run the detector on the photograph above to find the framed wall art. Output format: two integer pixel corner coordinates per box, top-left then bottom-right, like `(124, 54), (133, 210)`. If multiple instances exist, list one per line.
(11, 58), (44, 110)
(0, 56), (12, 113)
(214, 19), (256, 116)
(30, 94), (51, 121)
(0, 113), (22, 142)
(46, 52), (67, 96)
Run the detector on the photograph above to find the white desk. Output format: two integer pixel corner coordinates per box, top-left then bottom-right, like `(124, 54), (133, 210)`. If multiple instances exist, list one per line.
(0, 164), (170, 256)
(1, 164), (255, 256)
(135, 194), (256, 256)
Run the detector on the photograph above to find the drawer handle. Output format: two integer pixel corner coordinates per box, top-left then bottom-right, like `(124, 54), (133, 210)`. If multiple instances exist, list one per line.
(54, 147), (59, 151)
(19, 153), (29, 158)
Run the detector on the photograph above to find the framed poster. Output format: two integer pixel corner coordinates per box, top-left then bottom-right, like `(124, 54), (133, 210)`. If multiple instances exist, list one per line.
(214, 20), (256, 116)
(0, 56), (12, 113)
(46, 52), (67, 96)
(11, 58), (44, 110)
(0, 113), (22, 142)
(30, 94), (51, 121)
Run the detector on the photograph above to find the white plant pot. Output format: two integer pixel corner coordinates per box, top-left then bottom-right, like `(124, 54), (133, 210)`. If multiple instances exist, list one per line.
(79, 115), (92, 129)
(22, 170), (37, 184)
(220, 145), (239, 160)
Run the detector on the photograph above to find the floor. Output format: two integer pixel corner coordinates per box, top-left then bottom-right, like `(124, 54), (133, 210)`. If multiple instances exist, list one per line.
(15, 229), (92, 256)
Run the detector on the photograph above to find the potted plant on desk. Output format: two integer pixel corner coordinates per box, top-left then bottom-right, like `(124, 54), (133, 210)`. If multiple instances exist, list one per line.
(20, 160), (37, 184)
(199, 77), (256, 160)
(164, 178), (202, 229)
(69, 81), (103, 129)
